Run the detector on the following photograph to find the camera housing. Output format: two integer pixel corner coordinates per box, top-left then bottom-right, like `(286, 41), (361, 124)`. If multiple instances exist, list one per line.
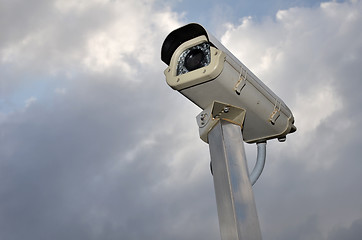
(161, 23), (296, 143)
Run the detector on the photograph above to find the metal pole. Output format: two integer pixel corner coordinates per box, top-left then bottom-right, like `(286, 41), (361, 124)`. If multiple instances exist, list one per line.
(208, 119), (262, 240)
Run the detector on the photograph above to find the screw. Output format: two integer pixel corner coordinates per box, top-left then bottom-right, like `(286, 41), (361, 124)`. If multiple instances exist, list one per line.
(200, 113), (208, 121)
(223, 107), (230, 113)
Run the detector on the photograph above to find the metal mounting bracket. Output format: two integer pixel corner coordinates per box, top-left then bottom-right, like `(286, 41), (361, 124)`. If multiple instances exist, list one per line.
(196, 101), (246, 143)
(269, 100), (281, 125)
(234, 67), (248, 95)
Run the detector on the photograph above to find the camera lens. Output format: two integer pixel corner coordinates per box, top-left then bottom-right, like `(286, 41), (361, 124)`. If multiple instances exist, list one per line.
(176, 42), (211, 76)
(184, 49), (205, 71)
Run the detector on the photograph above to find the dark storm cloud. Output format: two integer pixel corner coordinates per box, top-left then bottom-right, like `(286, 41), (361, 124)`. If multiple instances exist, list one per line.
(2, 0), (362, 240)
(0, 75), (219, 240)
(328, 218), (362, 240)
(0, 0), (219, 239)
(0, 0), (52, 45)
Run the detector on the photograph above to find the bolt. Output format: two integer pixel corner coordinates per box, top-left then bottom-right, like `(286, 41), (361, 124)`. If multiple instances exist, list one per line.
(223, 107), (230, 113)
(200, 113), (208, 121)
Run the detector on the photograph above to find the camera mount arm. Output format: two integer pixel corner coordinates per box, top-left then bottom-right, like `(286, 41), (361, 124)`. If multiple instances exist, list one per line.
(196, 101), (267, 186)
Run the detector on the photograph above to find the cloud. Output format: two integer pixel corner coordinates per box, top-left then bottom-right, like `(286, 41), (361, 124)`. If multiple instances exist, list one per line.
(221, 1), (362, 239)
(24, 96), (37, 108)
(221, 0), (362, 147)
(1, 0), (362, 240)
(327, 218), (362, 240)
(0, 0), (218, 239)
(1, 79), (217, 239)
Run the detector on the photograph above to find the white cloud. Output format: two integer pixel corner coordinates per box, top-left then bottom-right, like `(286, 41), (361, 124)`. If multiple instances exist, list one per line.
(220, 1), (362, 239)
(1, 30), (45, 64)
(81, 3), (182, 74)
(293, 85), (343, 136)
(54, 0), (107, 13)
(54, 87), (67, 95)
(25, 96), (37, 108)
(0, 0), (182, 79)
(221, 0), (362, 138)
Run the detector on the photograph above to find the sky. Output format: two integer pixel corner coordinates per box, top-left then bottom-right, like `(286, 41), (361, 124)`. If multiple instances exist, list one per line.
(0, 0), (362, 239)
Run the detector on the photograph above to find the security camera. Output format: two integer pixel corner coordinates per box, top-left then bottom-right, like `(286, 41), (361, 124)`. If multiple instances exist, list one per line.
(161, 23), (296, 143)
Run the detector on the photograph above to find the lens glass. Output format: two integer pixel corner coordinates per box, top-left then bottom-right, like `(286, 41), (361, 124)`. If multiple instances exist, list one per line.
(184, 49), (205, 71)
(177, 42), (211, 75)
